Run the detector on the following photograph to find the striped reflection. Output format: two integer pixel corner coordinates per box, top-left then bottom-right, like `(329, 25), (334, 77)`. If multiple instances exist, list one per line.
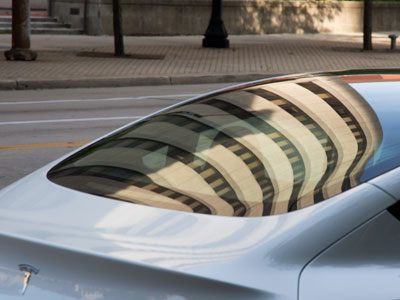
(149, 114), (274, 216)
(48, 75), (383, 217)
(104, 137), (245, 216)
(50, 166), (212, 214)
(248, 88), (339, 204)
(203, 99), (305, 212)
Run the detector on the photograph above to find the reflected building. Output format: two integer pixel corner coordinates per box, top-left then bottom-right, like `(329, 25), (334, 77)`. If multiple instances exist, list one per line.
(49, 76), (383, 217)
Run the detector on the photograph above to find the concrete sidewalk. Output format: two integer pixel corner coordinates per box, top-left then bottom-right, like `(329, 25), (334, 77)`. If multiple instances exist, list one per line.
(0, 33), (400, 90)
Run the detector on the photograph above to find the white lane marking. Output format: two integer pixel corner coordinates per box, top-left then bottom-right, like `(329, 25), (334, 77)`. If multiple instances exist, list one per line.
(0, 94), (200, 105)
(0, 116), (143, 126)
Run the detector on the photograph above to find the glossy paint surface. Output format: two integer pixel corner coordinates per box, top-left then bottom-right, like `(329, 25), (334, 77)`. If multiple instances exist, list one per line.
(299, 210), (400, 300)
(370, 167), (400, 200)
(1, 71), (400, 299)
(0, 166), (396, 299)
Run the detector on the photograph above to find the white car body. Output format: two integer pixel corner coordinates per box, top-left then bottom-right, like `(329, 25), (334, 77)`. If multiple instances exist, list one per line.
(0, 71), (399, 300)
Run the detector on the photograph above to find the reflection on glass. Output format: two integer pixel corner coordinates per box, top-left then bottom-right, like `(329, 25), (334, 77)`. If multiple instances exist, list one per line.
(48, 76), (383, 217)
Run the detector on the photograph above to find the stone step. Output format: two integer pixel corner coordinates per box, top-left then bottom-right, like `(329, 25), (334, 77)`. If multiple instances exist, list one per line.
(0, 28), (82, 34)
(0, 16), (81, 34)
(0, 22), (69, 29)
(0, 16), (58, 23)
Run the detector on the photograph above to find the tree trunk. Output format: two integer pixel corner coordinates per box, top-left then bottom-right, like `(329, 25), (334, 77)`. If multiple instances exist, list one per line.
(4, 0), (37, 60)
(113, 0), (124, 56)
(363, 0), (373, 51)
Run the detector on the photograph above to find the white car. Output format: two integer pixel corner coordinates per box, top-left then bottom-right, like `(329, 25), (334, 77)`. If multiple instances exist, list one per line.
(0, 71), (399, 300)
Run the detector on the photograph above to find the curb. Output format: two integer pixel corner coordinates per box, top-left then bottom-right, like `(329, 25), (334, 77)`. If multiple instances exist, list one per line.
(0, 73), (279, 90)
(0, 79), (17, 90)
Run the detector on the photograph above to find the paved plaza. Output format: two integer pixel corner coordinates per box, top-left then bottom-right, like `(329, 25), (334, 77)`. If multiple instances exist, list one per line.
(0, 33), (399, 89)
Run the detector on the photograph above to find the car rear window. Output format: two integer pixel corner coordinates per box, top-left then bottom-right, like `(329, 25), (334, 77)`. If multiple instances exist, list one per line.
(48, 75), (396, 217)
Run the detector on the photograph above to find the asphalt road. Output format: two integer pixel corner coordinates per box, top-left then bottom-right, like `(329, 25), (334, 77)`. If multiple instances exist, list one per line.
(0, 83), (234, 189)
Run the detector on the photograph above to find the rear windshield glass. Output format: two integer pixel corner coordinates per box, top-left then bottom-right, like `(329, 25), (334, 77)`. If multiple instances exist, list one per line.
(48, 75), (397, 217)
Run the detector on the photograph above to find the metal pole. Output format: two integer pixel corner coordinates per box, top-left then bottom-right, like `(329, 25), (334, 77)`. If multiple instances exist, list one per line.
(4, 0), (37, 61)
(203, 0), (229, 48)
